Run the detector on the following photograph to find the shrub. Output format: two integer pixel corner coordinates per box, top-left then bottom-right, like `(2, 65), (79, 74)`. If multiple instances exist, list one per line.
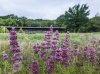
(18, 28), (24, 33)
(0, 26), (9, 33)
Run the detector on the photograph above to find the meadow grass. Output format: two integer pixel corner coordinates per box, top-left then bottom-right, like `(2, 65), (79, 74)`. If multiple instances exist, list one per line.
(0, 33), (100, 74)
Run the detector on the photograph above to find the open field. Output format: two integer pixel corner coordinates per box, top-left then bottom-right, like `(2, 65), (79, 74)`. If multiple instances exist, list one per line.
(1, 32), (100, 74)
(1, 32), (100, 42)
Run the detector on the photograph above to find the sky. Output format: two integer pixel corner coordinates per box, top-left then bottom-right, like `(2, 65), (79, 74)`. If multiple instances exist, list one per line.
(0, 0), (100, 20)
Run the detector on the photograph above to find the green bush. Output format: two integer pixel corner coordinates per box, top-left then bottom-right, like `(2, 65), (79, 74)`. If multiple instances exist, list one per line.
(0, 27), (1, 33)
(0, 26), (9, 33)
(18, 28), (24, 33)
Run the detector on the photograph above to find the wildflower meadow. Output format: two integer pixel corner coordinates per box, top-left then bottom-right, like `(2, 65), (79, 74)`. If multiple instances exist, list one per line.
(1, 26), (100, 74)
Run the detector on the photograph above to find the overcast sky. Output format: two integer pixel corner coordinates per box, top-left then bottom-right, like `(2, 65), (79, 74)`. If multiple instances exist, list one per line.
(0, 0), (99, 20)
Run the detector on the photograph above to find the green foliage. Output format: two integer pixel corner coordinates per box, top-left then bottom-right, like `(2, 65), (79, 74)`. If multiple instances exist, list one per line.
(65, 4), (90, 32)
(56, 14), (65, 27)
(5, 18), (18, 26)
(0, 26), (9, 33)
(18, 28), (24, 33)
(0, 18), (4, 26)
(89, 13), (100, 32)
(0, 14), (57, 27)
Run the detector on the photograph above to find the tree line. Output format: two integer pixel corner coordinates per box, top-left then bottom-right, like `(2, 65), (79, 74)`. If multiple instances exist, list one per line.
(57, 4), (100, 32)
(0, 4), (100, 32)
(0, 14), (57, 27)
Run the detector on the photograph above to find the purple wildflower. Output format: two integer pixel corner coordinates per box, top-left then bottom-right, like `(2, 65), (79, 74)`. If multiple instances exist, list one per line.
(88, 46), (97, 63)
(9, 27), (23, 72)
(61, 49), (73, 67)
(73, 44), (80, 56)
(30, 59), (40, 74)
(82, 45), (90, 59)
(13, 61), (21, 72)
(62, 31), (71, 50)
(47, 57), (56, 74)
(50, 25), (53, 34)
(33, 43), (40, 54)
(53, 48), (62, 62)
(2, 53), (8, 60)
(91, 37), (96, 46)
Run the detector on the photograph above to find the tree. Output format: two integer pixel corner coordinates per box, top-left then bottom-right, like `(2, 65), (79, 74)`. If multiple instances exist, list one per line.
(41, 21), (48, 27)
(0, 18), (4, 26)
(46, 21), (54, 27)
(65, 4), (90, 32)
(20, 16), (27, 26)
(89, 13), (100, 32)
(5, 18), (18, 26)
(56, 14), (65, 27)
(25, 19), (33, 27)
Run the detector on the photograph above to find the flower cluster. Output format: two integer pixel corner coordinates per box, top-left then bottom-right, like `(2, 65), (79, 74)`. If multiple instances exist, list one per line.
(2, 52), (8, 60)
(53, 48), (62, 62)
(88, 46), (97, 63)
(50, 25), (53, 34)
(29, 59), (40, 74)
(62, 31), (71, 50)
(33, 26), (74, 73)
(10, 27), (23, 72)
(73, 44), (80, 56)
(47, 57), (56, 74)
(6, 25), (100, 73)
(61, 49), (72, 67)
(51, 30), (59, 56)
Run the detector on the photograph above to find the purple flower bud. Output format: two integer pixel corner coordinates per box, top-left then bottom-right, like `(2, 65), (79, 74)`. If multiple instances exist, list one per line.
(91, 38), (96, 45)
(53, 48), (62, 62)
(3, 53), (8, 60)
(16, 47), (20, 52)
(10, 31), (16, 35)
(51, 45), (58, 50)
(34, 49), (39, 54)
(61, 60), (70, 67)
(73, 49), (80, 56)
(47, 57), (56, 73)
(13, 61), (20, 72)
(30, 59), (40, 74)
(10, 35), (17, 40)
(10, 48), (16, 53)
(98, 46), (100, 50)
(74, 44), (78, 49)
(52, 40), (58, 45)
(40, 51), (47, 61)
(88, 46), (97, 63)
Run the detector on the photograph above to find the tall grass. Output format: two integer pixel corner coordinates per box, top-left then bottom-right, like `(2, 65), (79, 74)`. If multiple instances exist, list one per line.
(0, 32), (100, 74)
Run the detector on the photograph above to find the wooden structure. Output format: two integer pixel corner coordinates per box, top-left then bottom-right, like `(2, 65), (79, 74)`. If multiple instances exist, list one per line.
(5, 26), (65, 33)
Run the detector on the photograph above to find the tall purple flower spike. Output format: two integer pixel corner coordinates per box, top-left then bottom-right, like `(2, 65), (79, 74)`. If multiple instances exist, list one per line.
(10, 27), (23, 72)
